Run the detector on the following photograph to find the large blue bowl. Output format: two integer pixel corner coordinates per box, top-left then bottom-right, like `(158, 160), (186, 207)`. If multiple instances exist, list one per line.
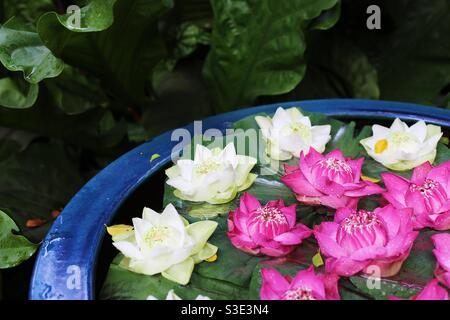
(29, 99), (450, 300)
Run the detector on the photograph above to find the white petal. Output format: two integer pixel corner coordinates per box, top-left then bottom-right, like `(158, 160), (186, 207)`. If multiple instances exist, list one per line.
(176, 159), (195, 181)
(165, 165), (180, 179)
(186, 220), (218, 255)
(220, 143), (238, 168)
(298, 116), (312, 127)
(166, 177), (196, 196)
(255, 116), (272, 139)
(272, 107), (291, 128)
(311, 124), (331, 137)
(420, 133), (443, 156)
(278, 133), (306, 156)
(390, 118), (407, 131)
(311, 135), (331, 153)
(142, 207), (161, 225)
(372, 124), (391, 138)
(286, 107), (304, 122)
(113, 241), (142, 260)
(161, 257), (195, 285)
(133, 217), (152, 246)
(194, 144), (212, 163)
(409, 120), (427, 142)
(161, 204), (187, 237)
(426, 124), (442, 139)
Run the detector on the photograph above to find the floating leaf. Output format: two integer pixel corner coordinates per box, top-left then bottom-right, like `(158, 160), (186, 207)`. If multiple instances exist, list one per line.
(312, 251), (324, 267)
(150, 154), (161, 162)
(0, 209), (37, 269)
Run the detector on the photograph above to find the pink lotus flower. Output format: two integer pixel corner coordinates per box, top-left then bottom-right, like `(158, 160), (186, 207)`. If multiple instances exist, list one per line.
(281, 148), (384, 209)
(227, 193), (312, 257)
(260, 266), (340, 300)
(382, 161), (450, 230)
(431, 233), (450, 288)
(314, 205), (418, 277)
(389, 279), (449, 300)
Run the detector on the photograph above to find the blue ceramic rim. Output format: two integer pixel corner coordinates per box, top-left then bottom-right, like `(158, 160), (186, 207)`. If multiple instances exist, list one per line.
(29, 99), (450, 300)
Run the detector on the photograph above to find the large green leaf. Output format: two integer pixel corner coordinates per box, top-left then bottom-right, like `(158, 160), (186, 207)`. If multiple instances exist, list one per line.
(203, 0), (339, 111)
(0, 209), (37, 269)
(37, 0), (171, 107)
(0, 76), (38, 109)
(0, 17), (64, 84)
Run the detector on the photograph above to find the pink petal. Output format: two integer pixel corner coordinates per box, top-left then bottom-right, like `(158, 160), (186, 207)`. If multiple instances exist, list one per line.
(363, 256), (407, 277)
(343, 181), (384, 197)
(266, 199), (284, 208)
(382, 192), (406, 209)
(240, 193), (261, 214)
(334, 207), (355, 224)
(320, 195), (356, 209)
(313, 176), (345, 197)
(411, 162), (433, 185)
(291, 266), (326, 299)
(228, 232), (260, 255)
(432, 234), (450, 272)
(349, 246), (387, 261)
(303, 147), (324, 167)
(414, 279), (449, 300)
(428, 164), (450, 195)
(281, 170), (323, 197)
(313, 223), (345, 258)
(273, 224), (312, 245)
(385, 231), (418, 258)
(433, 211), (450, 230)
(280, 204), (296, 228)
(376, 205), (402, 239)
(260, 268), (290, 300)
(325, 257), (368, 277)
(321, 273), (341, 300)
(299, 149), (323, 183)
(405, 191), (428, 214)
(347, 158), (364, 182)
(260, 245), (294, 257)
(381, 172), (410, 206)
(231, 208), (249, 234)
(327, 149), (345, 161)
(431, 233), (450, 254)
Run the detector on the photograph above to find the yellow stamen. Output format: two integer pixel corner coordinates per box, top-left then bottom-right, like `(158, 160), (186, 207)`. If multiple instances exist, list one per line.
(205, 254), (218, 262)
(374, 139), (388, 154)
(106, 224), (133, 236)
(361, 175), (380, 183)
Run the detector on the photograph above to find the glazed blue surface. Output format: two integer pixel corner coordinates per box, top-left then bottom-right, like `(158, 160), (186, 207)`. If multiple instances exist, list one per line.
(29, 99), (450, 300)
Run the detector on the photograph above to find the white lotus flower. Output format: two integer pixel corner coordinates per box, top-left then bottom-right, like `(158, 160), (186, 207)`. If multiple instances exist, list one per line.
(147, 289), (211, 300)
(165, 143), (257, 204)
(360, 118), (443, 171)
(255, 107), (331, 160)
(111, 204), (218, 285)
